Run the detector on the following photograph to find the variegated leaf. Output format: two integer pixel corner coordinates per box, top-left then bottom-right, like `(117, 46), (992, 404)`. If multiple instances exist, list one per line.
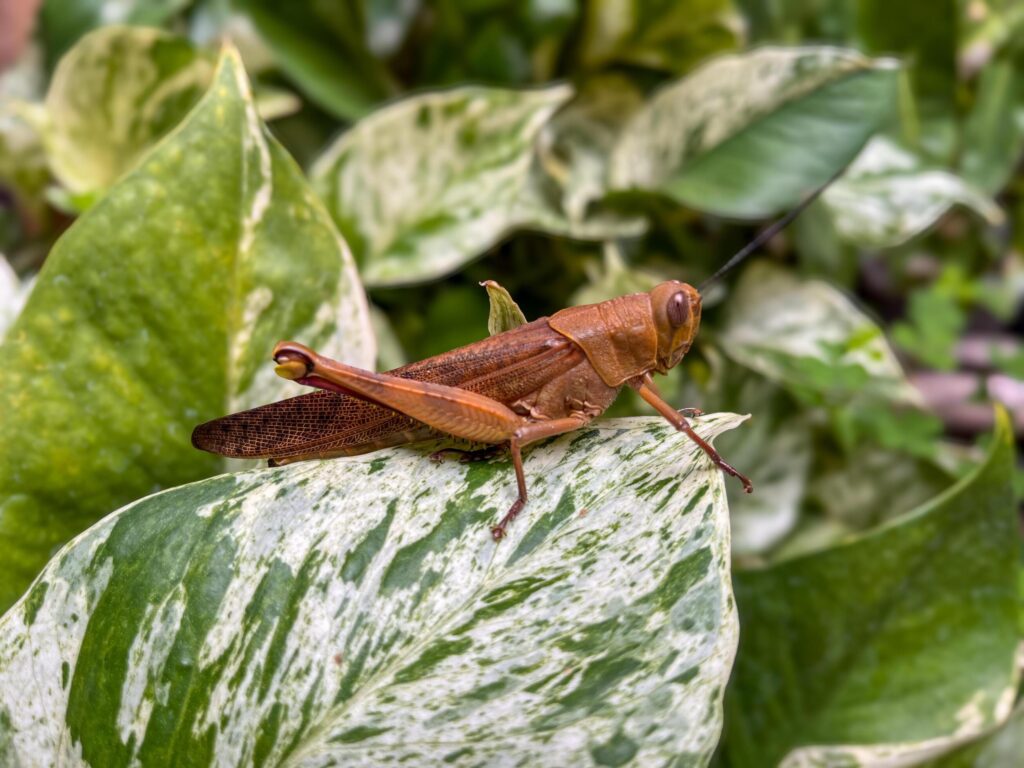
(719, 408), (1019, 768)
(42, 26), (215, 201)
(0, 414), (745, 767)
(823, 137), (1003, 248)
(718, 263), (919, 405)
(311, 86), (635, 288)
(538, 75), (648, 233)
(609, 47), (898, 217)
(0, 48), (374, 612)
(923, 702), (1024, 767)
(577, 0), (742, 74)
(699, 360), (811, 558)
(0, 254), (30, 340)
(38, 0), (190, 68)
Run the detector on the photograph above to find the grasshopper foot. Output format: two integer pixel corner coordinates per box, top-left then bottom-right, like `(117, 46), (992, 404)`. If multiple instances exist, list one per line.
(491, 497), (526, 541)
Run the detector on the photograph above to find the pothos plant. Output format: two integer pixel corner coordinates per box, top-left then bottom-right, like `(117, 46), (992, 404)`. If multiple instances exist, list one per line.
(0, 14), (1020, 768)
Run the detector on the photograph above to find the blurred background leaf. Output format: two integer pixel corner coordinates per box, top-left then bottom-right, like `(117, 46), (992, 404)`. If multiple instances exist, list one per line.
(609, 47), (899, 217)
(41, 26), (213, 204)
(718, 407), (1019, 767)
(0, 48), (373, 612)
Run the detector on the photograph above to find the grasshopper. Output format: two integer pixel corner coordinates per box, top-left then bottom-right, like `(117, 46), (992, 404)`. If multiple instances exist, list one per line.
(192, 180), (833, 539)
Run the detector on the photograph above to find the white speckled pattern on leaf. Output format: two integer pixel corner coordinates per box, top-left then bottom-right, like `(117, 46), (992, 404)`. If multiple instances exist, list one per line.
(0, 414), (745, 767)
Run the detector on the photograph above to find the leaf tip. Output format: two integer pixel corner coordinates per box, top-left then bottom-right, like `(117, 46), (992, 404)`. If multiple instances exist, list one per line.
(991, 401), (1014, 449)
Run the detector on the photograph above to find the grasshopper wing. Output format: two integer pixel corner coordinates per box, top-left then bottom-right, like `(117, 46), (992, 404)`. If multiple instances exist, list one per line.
(192, 318), (583, 461)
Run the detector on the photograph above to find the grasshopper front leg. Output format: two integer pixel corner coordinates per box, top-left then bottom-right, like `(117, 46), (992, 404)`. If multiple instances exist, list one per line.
(633, 373), (753, 493)
(273, 342), (587, 540)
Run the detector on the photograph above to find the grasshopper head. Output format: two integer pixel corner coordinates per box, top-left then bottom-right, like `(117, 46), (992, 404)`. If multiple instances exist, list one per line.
(649, 281), (702, 372)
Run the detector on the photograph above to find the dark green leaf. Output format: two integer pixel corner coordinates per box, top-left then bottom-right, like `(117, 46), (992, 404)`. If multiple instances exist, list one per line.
(610, 47), (899, 217)
(719, 407), (1019, 767)
(235, 0), (395, 120)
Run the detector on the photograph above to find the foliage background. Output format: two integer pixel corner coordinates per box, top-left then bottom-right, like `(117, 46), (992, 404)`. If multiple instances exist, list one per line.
(0, 1), (1022, 766)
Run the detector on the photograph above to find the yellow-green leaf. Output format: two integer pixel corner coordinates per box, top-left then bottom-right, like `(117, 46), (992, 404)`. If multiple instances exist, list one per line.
(0, 47), (374, 612)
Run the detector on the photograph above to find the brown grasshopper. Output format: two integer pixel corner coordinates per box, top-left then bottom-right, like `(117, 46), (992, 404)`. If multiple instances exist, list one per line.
(193, 181), (833, 539)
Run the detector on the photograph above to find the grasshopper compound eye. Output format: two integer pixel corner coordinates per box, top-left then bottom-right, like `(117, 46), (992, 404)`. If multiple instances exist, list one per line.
(667, 291), (689, 327)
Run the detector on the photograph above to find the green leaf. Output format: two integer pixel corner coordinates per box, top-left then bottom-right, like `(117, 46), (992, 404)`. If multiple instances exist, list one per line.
(313, 85), (624, 287)
(961, 57), (1024, 195)
(925, 705), (1024, 767)
(570, 243), (663, 306)
(399, 2), (578, 87)
(718, 407), (1019, 767)
(235, 0), (395, 120)
(0, 414), (745, 766)
(891, 287), (966, 371)
(717, 263), (917, 406)
(856, 0), (957, 151)
(579, 0), (742, 74)
(823, 137), (1003, 248)
(482, 279), (527, 335)
(38, 0), (191, 69)
(609, 47), (899, 217)
(42, 26), (214, 199)
(0, 48), (374, 613)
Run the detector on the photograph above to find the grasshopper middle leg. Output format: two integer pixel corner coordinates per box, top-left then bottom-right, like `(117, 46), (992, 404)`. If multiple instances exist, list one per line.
(492, 415), (590, 540)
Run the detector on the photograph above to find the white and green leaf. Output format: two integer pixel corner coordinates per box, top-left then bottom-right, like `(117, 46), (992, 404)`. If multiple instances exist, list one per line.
(312, 85), (636, 288)
(578, 0), (742, 74)
(38, 0), (191, 68)
(718, 262), (918, 405)
(923, 703), (1024, 768)
(0, 255), (30, 341)
(538, 75), (648, 233)
(609, 47), (899, 217)
(0, 43), (49, 225)
(0, 414), (745, 767)
(823, 137), (1003, 248)
(0, 47), (374, 612)
(41, 26), (215, 201)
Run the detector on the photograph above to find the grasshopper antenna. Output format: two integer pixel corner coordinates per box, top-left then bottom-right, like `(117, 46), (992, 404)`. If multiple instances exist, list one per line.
(699, 165), (848, 291)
